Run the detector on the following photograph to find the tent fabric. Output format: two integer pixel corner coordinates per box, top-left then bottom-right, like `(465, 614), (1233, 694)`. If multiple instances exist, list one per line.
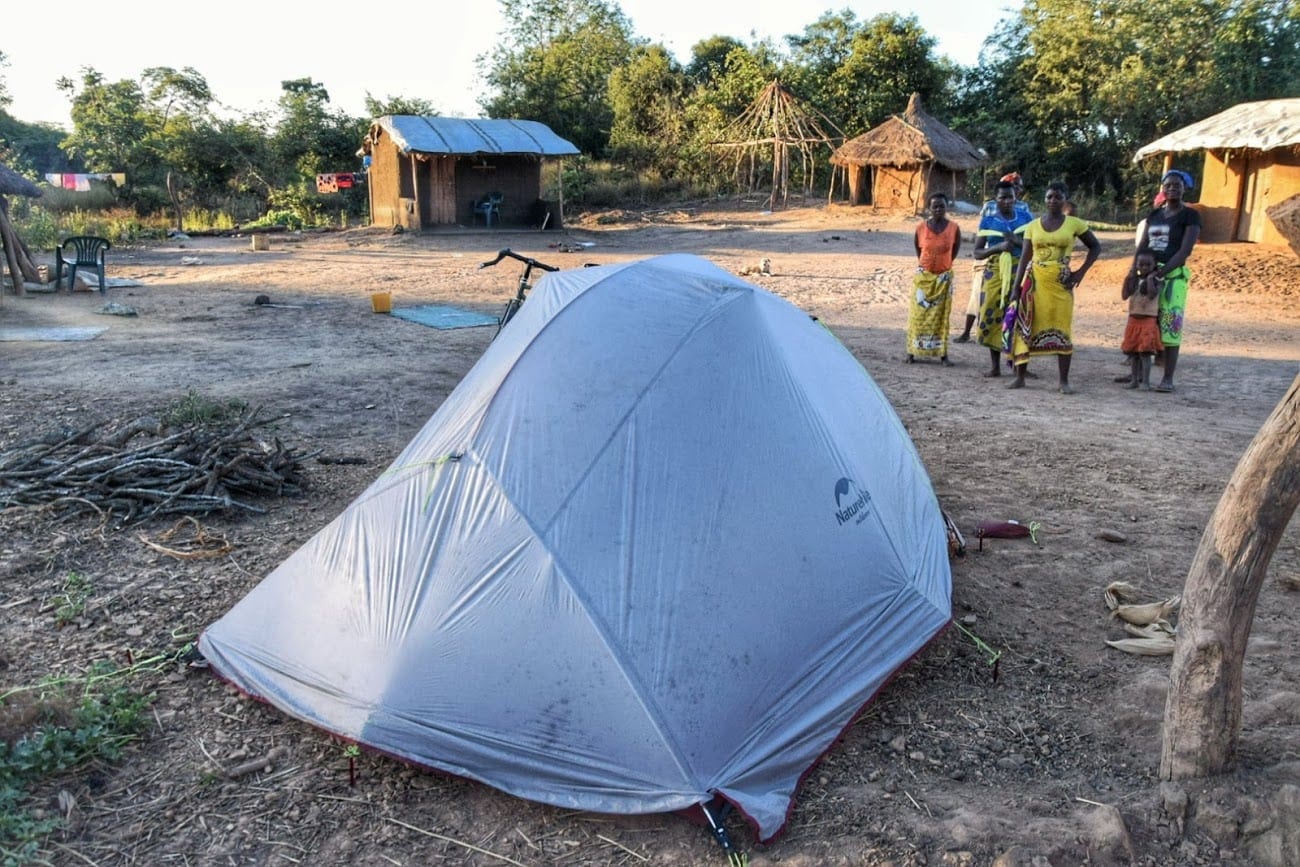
(198, 253), (952, 841)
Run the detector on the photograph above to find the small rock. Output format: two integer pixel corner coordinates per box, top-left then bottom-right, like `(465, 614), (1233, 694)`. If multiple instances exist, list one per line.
(995, 753), (1026, 770)
(1097, 529), (1127, 543)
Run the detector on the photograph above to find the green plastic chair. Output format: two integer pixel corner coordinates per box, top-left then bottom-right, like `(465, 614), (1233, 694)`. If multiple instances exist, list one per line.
(55, 236), (112, 293)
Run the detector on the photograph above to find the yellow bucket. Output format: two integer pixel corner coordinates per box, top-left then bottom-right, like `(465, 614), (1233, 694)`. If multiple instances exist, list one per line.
(370, 291), (392, 314)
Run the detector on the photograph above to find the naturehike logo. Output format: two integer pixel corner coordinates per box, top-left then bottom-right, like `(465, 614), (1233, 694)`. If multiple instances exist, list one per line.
(834, 477), (872, 526)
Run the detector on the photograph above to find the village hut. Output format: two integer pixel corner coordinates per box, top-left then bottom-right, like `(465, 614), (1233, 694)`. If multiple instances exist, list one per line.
(1134, 98), (1300, 248)
(712, 79), (843, 210)
(0, 162), (45, 301)
(359, 116), (580, 231)
(830, 93), (985, 212)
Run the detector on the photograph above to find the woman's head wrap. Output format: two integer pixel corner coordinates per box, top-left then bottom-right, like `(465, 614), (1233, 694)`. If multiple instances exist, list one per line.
(1162, 170), (1194, 190)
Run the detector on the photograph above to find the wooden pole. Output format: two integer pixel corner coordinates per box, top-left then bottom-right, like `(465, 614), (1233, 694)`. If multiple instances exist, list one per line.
(1160, 373), (1300, 779)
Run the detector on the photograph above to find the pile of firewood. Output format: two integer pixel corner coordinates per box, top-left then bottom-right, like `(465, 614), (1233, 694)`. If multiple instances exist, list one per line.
(0, 411), (316, 524)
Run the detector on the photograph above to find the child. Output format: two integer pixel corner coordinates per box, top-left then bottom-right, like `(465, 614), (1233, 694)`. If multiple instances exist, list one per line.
(1120, 252), (1163, 390)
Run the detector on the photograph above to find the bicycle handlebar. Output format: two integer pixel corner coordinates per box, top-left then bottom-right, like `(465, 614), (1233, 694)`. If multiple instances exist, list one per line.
(478, 248), (559, 273)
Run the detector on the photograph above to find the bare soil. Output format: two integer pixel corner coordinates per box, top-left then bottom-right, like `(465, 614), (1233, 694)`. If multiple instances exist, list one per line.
(2, 202), (1300, 866)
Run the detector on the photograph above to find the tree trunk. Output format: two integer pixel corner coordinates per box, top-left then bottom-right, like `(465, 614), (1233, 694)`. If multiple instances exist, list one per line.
(0, 196), (39, 297)
(1161, 373), (1300, 779)
(167, 170), (185, 233)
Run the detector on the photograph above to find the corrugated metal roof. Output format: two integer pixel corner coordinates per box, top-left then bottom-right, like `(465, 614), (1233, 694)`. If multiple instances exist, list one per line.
(1133, 98), (1300, 161)
(375, 116), (580, 157)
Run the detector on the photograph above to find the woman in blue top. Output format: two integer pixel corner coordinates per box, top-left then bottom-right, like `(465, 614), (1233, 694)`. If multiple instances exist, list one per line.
(972, 180), (1034, 376)
(958, 173), (1033, 342)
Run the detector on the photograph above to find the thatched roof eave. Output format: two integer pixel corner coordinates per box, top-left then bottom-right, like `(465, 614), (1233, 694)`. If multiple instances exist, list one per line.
(0, 163), (43, 198)
(1134, 98), (1300, 161)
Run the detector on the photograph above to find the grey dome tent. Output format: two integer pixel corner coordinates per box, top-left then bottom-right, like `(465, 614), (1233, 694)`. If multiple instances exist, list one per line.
(199, 253), (952, 843)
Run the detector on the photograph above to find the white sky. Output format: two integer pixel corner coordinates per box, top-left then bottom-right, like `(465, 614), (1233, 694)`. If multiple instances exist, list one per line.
(2, 1), (1016, 129)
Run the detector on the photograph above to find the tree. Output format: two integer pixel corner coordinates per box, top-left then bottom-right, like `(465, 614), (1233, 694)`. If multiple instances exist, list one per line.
(479, 0), (642, 154)
(58, 69), (150, 174)
(0, 50), (10, 109)
(363, 94), (440, 118)
(1161, 374), (1300, 779)
(685, 38), (783, 121)
(608, 45), (689, 184)
(268, 79), (366, 224)
(787, 12), (955, 136)
(140, 67), (215, 229)
(961, 0), (1300, 206)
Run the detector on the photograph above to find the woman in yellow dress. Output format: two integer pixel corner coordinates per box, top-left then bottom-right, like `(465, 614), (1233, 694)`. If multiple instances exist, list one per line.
(906, 192), (962, 365)
(1007, 180), (1101, 393)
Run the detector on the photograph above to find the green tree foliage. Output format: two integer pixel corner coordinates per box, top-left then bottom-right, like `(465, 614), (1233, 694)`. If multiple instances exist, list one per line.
(6, 1), (1299, 221)
(57, 66), (256, 221)
(787, 11), (956, 136)
(608, 44), (689, 179)
(266, 78), (368, 224)
(677, 39), (787, 193)
(480, 0), (642, 154)
(271, 79), (359, 177)
(363, 94), (441, 118)
(686, 38), (783, 122)
(960, 0), (1300, 207)
(58, 69), (150, 173)
(0, 49), (10, 108)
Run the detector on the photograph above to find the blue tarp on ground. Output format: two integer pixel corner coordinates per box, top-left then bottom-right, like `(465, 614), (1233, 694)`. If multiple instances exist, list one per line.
(391, 305), (497, 329)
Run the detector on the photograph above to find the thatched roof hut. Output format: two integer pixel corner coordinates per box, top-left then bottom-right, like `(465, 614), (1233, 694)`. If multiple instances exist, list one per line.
(831, 93), (985, 211)
(1134, 98), (1300, 248)
(0, 163), (43, 199)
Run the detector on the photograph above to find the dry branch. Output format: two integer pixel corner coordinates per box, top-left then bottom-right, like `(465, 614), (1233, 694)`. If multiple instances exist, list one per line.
(0, 410), (318, 524)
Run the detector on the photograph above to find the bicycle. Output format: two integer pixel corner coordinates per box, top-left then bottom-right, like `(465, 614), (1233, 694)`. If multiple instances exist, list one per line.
(478, 248), (560, 338)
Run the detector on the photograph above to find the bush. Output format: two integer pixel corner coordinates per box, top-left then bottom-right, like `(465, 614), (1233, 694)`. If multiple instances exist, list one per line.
(0, 670), (154, 862)
(35, 184), (118, 215)
(10, 207), (60, 251)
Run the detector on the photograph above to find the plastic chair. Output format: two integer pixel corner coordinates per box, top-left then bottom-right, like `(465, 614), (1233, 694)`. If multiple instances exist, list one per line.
(55, 236), (112, 293)
(473, 192), (504, 227)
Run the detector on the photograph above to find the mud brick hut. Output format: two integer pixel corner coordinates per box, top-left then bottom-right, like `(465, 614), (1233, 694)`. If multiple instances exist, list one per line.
(830, 93), (985, 212)
(1134, 98), (1300, 248)
(360, 117), (580, 231)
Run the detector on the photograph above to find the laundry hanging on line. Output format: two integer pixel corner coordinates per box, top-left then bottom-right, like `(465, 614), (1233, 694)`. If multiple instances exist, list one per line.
(44, 172), (127, 191)
(316, 173), (359, 194)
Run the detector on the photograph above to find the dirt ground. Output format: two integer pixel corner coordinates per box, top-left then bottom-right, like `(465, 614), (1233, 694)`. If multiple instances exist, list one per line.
(2, 201), (1300, 866)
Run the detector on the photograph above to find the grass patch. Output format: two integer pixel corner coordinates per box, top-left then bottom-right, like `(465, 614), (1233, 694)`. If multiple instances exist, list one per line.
(162, 391), (249, 427)
(49, 573), (92, 628)
(0, 653), (173, 864)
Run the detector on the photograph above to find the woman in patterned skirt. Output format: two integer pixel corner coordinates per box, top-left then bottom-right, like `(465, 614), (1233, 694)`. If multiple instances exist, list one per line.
(1007, 180), (1101, 393)
(906, 192), (962, 366)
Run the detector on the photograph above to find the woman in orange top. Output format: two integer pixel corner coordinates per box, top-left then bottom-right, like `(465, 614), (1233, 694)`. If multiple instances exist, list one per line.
(907, 192), (962, 365)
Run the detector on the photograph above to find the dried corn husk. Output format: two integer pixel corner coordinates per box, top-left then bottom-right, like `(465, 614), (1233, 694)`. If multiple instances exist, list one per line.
(1123, 620), (1175, 639)
(1103, 582), (1180, 655)
(1112, 596), (1181, 626)
(1106, 636), (1176, 656)
(1103, 581), (1142, 609)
